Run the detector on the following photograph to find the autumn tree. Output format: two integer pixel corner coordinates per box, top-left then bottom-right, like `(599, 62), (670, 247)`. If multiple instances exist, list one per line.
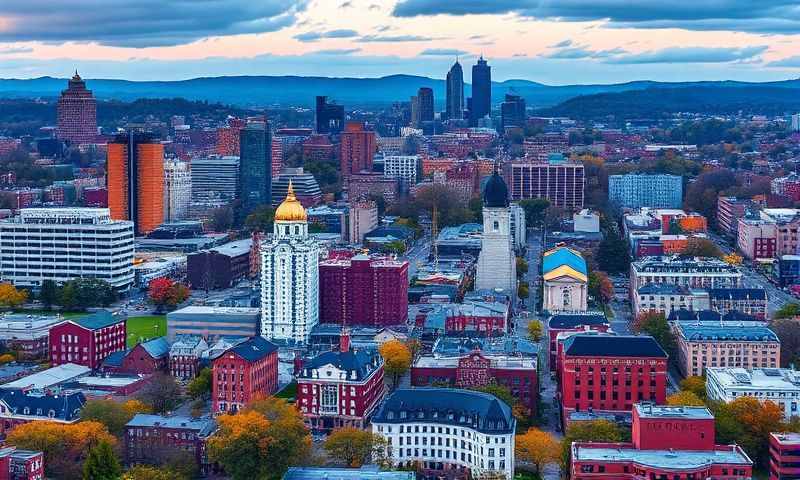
(0, 353), (14, 364)
(0, 282), (27, 309)
(680, 376), (707, 399)
(560, 420), (623, 473)
(6, 421), (116, 479)
(722, 252), (743, 265)
(148, 277), (190, 313)
(136, 373), (181, 414)
(771, 318), (800, 367)
(711, 396), (786, 468)
(209, 397), (311, 480)
(517, 281), (530, 302)
(527, 320), (544, 342)
(516, 257), (529, 278)
(324, 427), (388, 468)
(122, 465), (175, 480)
(588, 270), (614, 305)
(188, 367), (212, 399)
(666, 390), (705, 406)
(80, 399), (151, 437)
(681, 237), (723, 258)
(379, 340), (412, 389)
(516, 428), (561, 474)
(82, 440), (122, 480)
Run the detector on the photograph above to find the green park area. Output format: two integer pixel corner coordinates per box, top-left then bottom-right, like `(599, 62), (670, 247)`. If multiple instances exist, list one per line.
(126, 315), (167, 348)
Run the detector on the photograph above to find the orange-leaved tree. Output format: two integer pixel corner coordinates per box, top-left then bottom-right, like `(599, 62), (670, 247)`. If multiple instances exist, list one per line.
(378, 339), (412, 389)
(0, 282), (27, 309)
(516, 427), (562, 474)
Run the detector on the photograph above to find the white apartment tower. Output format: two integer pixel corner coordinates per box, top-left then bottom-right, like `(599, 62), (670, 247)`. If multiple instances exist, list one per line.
(0, 208), (135, 290)
(260, 182), (320, 344)
(475, 171), (516, 295)
(163, 160), (191, 222)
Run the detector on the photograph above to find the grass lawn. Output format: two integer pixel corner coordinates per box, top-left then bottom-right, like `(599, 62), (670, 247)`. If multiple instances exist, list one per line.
(276, 382), (297, 401)
(126, 315), (167, 348)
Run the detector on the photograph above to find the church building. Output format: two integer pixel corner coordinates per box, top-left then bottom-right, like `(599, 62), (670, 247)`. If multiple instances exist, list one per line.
(475, 171), (516, 296)
(542, 246), (588, 313)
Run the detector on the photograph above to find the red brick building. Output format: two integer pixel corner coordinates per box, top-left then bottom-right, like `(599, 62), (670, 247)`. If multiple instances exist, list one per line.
(559, 335), (668, 424)
(547, 312), (610, 371)
(56, 72), (97, 145)
(0, 447), (44, 480)
(295, 334), (385, 432)
(319, 254), (409, 327)
(125, 414), (217, 475)
(49, 311), (126, 369)
(411, 301), (509, 336)
(0, 389), (86, 436)
(104, 337), (170, 375)
(169, 335), (209, 380)
(216, 117), (245, 156)
(302, 134), (334, 163)
(347, 172), (399, 203)
(411, 337), (539, 414)
(571, 403), (753, 480)
(340, 122), (376, 179)
(212, 336), (278, 414)
(770, 432), (800, 480)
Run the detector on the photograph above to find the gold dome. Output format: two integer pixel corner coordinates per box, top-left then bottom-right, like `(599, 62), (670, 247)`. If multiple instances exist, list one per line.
(274, 181), (307, 221)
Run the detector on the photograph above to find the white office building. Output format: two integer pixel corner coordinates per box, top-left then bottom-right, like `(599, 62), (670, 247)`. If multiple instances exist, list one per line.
(163, 160), (191, 222)
(383, 155), (420, 189)
(372, 388), (515, 480)
(0, 208), (135, 290)
(260, 183), (320, 344)
(609, 174), (683, 209)
(706, 367), (800, 419)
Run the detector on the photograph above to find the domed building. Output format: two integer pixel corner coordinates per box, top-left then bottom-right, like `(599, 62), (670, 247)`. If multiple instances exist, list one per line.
(475, 171), (516, 296)
(260, 182), (320, 344)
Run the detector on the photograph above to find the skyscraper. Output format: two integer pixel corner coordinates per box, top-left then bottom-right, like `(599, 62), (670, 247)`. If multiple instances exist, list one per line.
(260, 183), (320, 344)
(239, 123), (272, 218)
(500, 93), (526, 132)
(315, 96), (345, 134)
(415, 87), (434, 127)
(107, 132), (164, 235)
(446, 60), (464, 120)
(340, 122), (376, 180)
(469, 56), (491, 126)
(56, 72), (97, 145)
(163, 160), (191, 222)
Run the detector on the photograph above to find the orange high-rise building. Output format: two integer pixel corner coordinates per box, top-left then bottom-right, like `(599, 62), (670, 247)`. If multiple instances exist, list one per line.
(107, 133), (164, 235)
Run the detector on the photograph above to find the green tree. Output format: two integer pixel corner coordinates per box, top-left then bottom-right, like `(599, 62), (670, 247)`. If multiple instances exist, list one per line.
(516, 257), (529, 278)
(324, 427), (388, 468)
(384, 240), (407, 255)
(633, 311), (676, 358)
(209, 205), (234, 232)
(680, 376), (707, 399)
(188, 368), (212, 399)
(771, 318), (800, 367)
(519, 198), (550, 226)
(136, 373), (181, 414)
(244, 205), (275, 232)
(39, 279), (59, 310)
(681, 237), (723, 258)
(59, 282), (78, 311)
(517, 281), (530, 302)
(588, 271), (614, 304)
(561, 420), (623, 474)
(596, 229), (631, 274)
(774, 303), (800, 320)
(82, 440), (122, 480)
(80, 399), (151, 437)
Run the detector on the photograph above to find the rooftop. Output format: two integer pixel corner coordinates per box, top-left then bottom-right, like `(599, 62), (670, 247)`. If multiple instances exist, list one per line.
(771, 432), (800, 445)
(572, 444), (751, 470)
(543, 247), (587, 282)
(126, 414), (217, 436)
(1, 363), (90, 390)
(207, 238), (253, 258)
(707, 288), (767, 301)
(73, 310), (123, 330)
(675, 322), (778, 342)
(633, 403), (713, 420)
(300, 348), (382, 382)
(563, 335), (667, 359)
(283, 467), (414, 480)
(223, 336), (278, 362)
(706, 367), (800, 391)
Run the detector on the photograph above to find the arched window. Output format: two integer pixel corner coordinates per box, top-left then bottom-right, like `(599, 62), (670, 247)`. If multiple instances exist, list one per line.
(563, 289), (571, 308)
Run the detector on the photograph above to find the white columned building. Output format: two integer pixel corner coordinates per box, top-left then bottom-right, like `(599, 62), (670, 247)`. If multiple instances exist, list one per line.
(260, 182), (320, 344)
(475, 171), (516, 296)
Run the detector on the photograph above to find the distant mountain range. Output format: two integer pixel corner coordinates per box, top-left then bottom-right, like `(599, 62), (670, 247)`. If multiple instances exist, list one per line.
(2, 75), (800, 110)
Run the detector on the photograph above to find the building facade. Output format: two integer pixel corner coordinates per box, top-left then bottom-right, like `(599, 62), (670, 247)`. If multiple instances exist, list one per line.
(673, 321), (780, 377)
(542, 247), (588, 313)
(708, 288), (768, 319)
(239, 124), (272, 218)
(56, 72), (97, 145)
(107, 132), (165, 235)
(372, 388), (515, 480)
(261, 185), (320, 344)
(769, 432), (800, 480)
(476, 172), (516, 295)
(169, 335), (209, 380)
(163, 160), (191, 222)
(190, 155), (239, 204)
(211, 336), (279, 413)
(468, 57), (491, 126)
(446, 61), (464, 121)
(383, 155), (420, 190)
(633, 284), (710, 317)
(315, 96), (344, 135)
(505, 160), (585, 210)
(0, 208), (134, 290)
(630, 256), (743, 293)
(296, 334), (385, 432)
(319, 254), (408, 327)
(706, 367), (800, 419)
(49, 311), (126, 369)
(547, 312), (610, 370)
(167, 306), (260, 341)
(609, 174), (683, 209)
(349, 200), (378, 244)
(340, 122), (376, 179)
(125, 414), (216, 474)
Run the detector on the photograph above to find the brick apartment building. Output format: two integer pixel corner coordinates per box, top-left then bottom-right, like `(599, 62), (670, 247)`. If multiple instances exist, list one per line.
(547, 312), (610, 371)
(0, 447), (44, 480)
(295, 334), (385, 432)
(319, 254), (409, 327)
(708, 288), (768, 319)
(559, 335), (668, 426)
(125, 414), (217, 475)
(49, 311), (126, 369)
(212, 336), (278, 414)
(340, 122), (376, 179)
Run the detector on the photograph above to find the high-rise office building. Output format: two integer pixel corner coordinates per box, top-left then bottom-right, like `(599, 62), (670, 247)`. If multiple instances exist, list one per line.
(411, 87), (434, 128)
(107, 132), (165, 235)
(468, 56), (491, 126)
(190, 155), (239, 203)
(56, 72), (97, 145)
(163, 160), (191, 222)
(340, 122), (376, 180)
(608, 174), (683, 209)
(315, 96), (345, 134)
(446, 60), (464, 120)
(500, 93), (526, 132)
(239, 124), (272, 218)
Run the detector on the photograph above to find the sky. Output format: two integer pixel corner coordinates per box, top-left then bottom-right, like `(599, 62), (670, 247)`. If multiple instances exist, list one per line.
(1, 0), (800, 84)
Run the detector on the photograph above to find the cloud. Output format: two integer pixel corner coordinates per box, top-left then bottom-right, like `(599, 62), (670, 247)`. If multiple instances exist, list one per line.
(294, 29), (359, 42)
(309, 48), (361, 55)
(358, 34), (436, 42)
(391, 1), (800, 34)
(606, 46), (768, 64)
(766, 56), (800, 67)
(368, 4), (381, 10)
(543, 44), (628, 60)
(550, 39), (573, 48)
(340, 1), (353, 7)
(419, 48), (468, 56)
(0, 0), (309, 47)
(0, 46), (34, 55)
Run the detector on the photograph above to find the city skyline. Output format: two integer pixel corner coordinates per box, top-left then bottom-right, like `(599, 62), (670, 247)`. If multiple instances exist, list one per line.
(0, 0), (799, 83)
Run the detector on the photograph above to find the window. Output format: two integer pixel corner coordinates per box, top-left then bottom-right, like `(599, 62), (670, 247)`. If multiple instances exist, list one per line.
(493, 221), (499, 231)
